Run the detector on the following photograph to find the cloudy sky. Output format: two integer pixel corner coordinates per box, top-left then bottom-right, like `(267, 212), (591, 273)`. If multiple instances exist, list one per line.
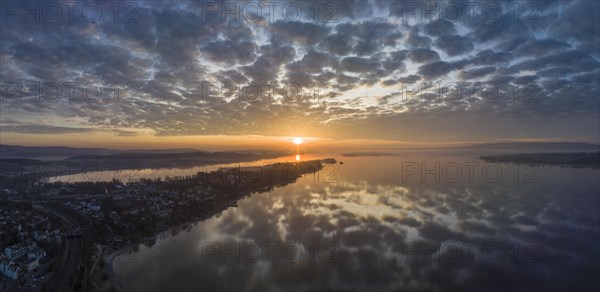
(1, 0), (599, 149)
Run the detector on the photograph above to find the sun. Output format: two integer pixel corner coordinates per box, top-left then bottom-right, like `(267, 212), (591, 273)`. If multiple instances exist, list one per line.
(293, 137), (303, 145)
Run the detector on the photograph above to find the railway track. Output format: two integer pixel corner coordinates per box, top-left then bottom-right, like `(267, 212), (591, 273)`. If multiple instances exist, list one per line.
(32, 204), (85, 292)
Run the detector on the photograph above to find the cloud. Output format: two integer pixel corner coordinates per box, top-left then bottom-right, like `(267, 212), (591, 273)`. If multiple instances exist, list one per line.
(459, 67), (496, 80)
(112, 129), (139, 137)
(201, 40), (257, 65)
(340, 56), (381, 73)
(0, 0), (598, 142)
(418, 61), (454, 79)
(434, 35), (474, 56)
(408, 48), (440, 63)
(471, 50), (511, 66)
(269, 21), (330, 45)
(319, 33), (354, 55)
(334, 21), (401, 56)
(549, 1), (600, 42)
(514, 38), (571, 57)
(1, 123), (94, 134)
(423, 19), (456, 36)
(405, 30), (432, 48)
(241, 43), (296, 84)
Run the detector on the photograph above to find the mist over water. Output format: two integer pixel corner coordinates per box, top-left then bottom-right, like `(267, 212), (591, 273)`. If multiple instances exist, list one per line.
(112, 151), (600, 291)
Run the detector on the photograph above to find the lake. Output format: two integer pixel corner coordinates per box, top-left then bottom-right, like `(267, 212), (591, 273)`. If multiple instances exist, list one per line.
(112, 150), (600, 291)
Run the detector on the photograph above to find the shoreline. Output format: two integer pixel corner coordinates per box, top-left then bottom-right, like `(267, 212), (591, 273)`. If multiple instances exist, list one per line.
(103, 207), (225, 291)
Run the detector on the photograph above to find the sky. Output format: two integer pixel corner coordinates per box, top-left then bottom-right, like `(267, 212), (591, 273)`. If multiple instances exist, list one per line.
(0, 0), (599, 150)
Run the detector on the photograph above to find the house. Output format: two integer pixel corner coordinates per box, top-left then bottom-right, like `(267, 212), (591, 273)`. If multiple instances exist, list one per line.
(22, 257), (39, 272)
(4, 243), (28, 261)
(0, 256), (21, 280)
(28, 246), (46, 261)
(32, 231), (47, 241)
(87, 203), (102, 212)
(17, 231), (29, 241)
(4, 242), (46, 263)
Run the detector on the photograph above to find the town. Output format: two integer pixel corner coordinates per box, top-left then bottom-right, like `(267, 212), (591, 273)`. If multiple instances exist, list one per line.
(0, 199), (63, 291)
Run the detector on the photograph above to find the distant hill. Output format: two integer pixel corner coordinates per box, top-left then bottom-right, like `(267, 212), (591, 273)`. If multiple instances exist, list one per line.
(0, 144), (290, 162)
(66, 151), (255, 161)
(0, 145), (213, 159)
(0, 144), (119, 159)
(0, 146), (292, 179)
(459, 142), (600, 150)
(480, 152), (600, 167)
(120, 148), (203, 154)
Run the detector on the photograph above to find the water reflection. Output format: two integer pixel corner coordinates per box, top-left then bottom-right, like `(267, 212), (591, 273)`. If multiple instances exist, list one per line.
(113, 153), (600, 291)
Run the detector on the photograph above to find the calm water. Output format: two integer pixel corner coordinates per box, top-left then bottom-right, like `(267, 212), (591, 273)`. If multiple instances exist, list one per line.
(112, 151), (600, 291)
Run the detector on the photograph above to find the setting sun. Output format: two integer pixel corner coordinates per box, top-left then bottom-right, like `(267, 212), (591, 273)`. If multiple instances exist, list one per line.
(293, 137), (303, 145)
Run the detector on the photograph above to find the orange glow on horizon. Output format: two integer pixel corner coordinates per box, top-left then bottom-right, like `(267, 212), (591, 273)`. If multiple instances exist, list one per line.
(1, 131), (483, 151)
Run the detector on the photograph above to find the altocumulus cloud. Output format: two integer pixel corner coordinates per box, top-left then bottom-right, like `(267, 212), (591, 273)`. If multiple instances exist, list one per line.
(0, 0), (598, 142)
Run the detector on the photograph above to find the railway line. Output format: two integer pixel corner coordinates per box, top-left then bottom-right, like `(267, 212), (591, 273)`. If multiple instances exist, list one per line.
(33, 204), (85, 292)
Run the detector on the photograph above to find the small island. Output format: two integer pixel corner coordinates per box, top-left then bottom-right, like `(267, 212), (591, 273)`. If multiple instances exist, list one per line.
(479, 152), (600, 168)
